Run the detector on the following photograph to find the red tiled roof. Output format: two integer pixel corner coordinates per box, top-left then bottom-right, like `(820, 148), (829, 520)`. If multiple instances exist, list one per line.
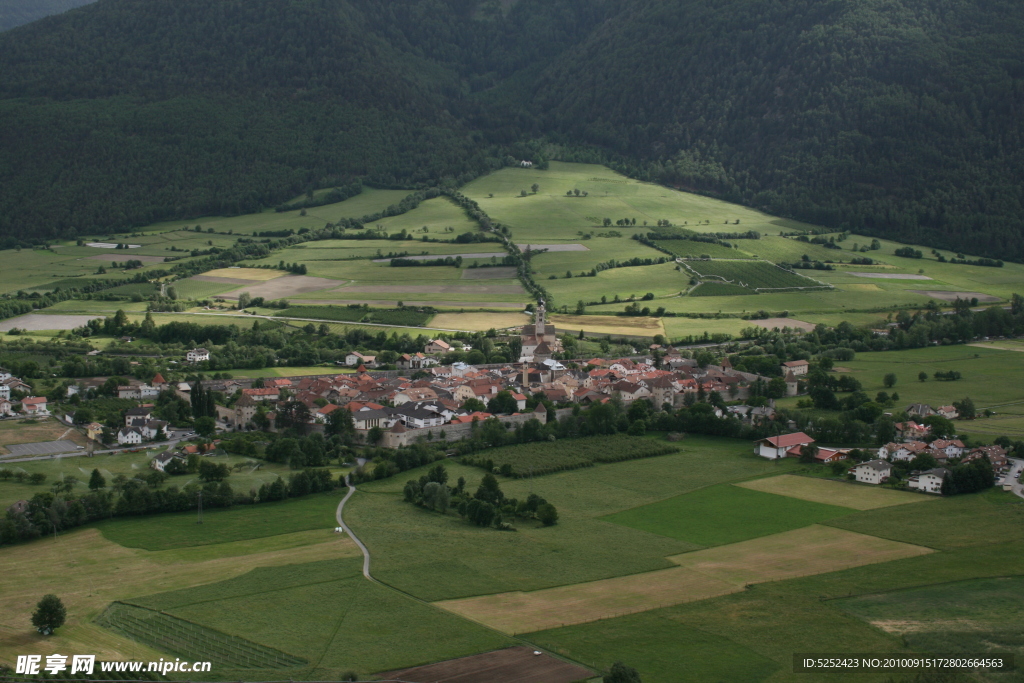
(762, 432), (814, 448)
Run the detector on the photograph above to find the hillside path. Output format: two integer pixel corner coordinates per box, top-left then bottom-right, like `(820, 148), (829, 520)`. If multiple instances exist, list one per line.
(336, 475), (373, 580)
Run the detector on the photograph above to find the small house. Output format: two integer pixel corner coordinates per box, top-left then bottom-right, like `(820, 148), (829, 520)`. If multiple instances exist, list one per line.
(754, 432), (815, 460)
(780, 360), (809, 376)
(21, 397), (48, 415)
(117, 427), (144, 445)
(907, 468), (947, 494)
(854, 459), (892, 485)
(186, 348), (210, 363)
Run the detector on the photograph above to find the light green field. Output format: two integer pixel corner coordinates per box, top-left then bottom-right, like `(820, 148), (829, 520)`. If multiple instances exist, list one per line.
(661, 316), (753, 340)
(360, 195), (479, 234)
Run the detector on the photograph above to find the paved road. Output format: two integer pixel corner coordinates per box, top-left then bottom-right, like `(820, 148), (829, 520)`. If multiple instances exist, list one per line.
(336, 475), (373, 581)
(1003, 457), (1024, 499)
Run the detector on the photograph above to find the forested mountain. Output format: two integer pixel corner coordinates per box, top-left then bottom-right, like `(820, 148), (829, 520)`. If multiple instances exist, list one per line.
(0, 0), (1022, 259)
(0, 0), (93, 32)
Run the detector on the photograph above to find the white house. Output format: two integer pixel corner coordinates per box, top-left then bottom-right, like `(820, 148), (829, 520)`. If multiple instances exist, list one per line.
(854, 459), (892, 485)
(0, 367), (10, 382)
(151, 451), (185, 472)
(0, 398), (14, 417)
(0, 384), (9, 401)
(21, 397), (48, 415)
(186, 348), (210, 363)
(754, 432), (815, 460)
(117, 427), (144, 445)
(124, 407), (153, 426)
(878, 441), (929, 462)
(930, 439), (965, 459)
(908, 468), (947, 494)
(117, 385), (142, 400)
(345, 352), (377, 367)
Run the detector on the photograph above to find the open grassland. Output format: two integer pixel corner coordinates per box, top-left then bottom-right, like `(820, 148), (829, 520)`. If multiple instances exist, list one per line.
(126, 558), (513, 679)
(348, 437), (799, 602)
(777, 345), (1024, 438)
(834, 576), (1024, 667)
(464, 435), (680, 477)
(201, 267), (284, 281)
(437, 525), (931, 635)
(545, 262), (683, 306)
(0, 527), (357, 669)
(549, 313), (666, 338)
(602, 484), (855, 547)
(360, 195), (479, 234)
(0, 244), (177, 296)
(736, 474), (926, 511)
(97, 488), (347, 550)
(661, 316), (753, 340)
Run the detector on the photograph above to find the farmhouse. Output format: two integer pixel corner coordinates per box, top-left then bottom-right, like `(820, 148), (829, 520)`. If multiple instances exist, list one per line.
(812, 447), (849, 463)
(936, 405), (960, 420)
(905, 403), (936, 418)
(151, 450), (186, 472)
(878, 441), (929, 462)
(346, 351), (377, 367)
(907, 468), (947, 494)
(186, 348), (210, 363)
(398, 353), (435, 370)
(754, 432), (814, 460)
(854, 459), (892, 485)
(117, 427), (144, 445)
(930, 439), (965, 459)
(780, 360), (809, 376)
(894, 421), (930, 442)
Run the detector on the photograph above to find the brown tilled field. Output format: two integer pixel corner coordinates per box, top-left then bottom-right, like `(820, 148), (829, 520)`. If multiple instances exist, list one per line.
(377, 646), (592, 683)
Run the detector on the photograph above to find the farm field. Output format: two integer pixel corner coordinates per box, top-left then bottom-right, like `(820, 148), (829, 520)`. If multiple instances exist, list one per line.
(125, 557), (513, 679)
(0, 525), (358, 669)
(601, 484), (855, 546)
(438, 525), (930, 635)
(429, 311), (527, 330)
(548, 313), (666, 338)
(466, 435), (680, 477)
(347, 437), (799, 602)
(834, 576), (1024, 665)
(681, 259), (828, 292)
(0, 416), (86, 454)
(736, 474), (926, 510)
(661, 316), (753, 340)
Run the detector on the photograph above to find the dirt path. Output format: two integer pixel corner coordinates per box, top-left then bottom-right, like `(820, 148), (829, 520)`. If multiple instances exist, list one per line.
(336, 476), (372, 580)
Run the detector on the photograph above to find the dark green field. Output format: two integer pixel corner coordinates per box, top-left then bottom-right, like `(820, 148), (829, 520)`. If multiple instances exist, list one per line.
(602, 484), (855, 547)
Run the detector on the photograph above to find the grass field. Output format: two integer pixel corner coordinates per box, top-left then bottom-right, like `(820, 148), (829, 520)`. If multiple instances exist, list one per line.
(549, 313), (666, 338)
(201, 267), (284, 281)
(464, 435), (680, 477)
(123, 557), (513, 678)
(436, 525), (931, 635)
(683, 259), (827, 291)
(349, 437), (798, 602)
(429, 311), (528, 330)
(0, 527), (358, 669)
(736, 474), (926, 511)
(602, 484), (855, 547)
(834, 576), (1024, 665)
(97, 488), (346, 550)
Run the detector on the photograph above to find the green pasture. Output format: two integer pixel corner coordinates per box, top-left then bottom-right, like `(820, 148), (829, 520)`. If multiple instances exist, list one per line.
(360, 195), (479, 235)
(662, 316), (754, 340)
(172, 278), (239, 300)
(531, 489), (1024, 683)
(683, 259), (825, 291)
(96, 487), (346, 550)
(127, 558), (513, 678)
(545, 262), (685, 305)
(462, 162), (814, 242)
(603, 484), (854, 547)
(348, 436), (799, 602)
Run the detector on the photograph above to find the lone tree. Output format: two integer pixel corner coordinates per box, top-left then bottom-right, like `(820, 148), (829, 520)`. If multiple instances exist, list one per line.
(537, 503), (559, 526)
(883, 373), (897, 388)
(918, 371), (928, 382)
(88, 468), (106, 490)
(604, 662), (642, 683)
(32, 595), (66, 635)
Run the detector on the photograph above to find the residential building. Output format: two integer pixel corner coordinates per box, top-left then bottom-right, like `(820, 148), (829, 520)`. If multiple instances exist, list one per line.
(21, 397), (48, 415)
(0, 398), (14, 417)
(854, 459), (892, 485)
(346, 351), (377, 367)
(117, 427), (144, 445)
(424, 339), (451, 355)
(930, 439), (965, 459)
(907, 468), (948, 494)
(936, 405), (959, 420)
(124, 407), (153, 426)
(241, 387), (280, 402)
(186, 348), (210, 363)
(905, 403), (936, 418)
(151, 451), (186, 472)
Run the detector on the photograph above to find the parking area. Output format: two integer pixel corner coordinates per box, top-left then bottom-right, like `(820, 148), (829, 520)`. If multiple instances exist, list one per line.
(4, 440), (82, 457)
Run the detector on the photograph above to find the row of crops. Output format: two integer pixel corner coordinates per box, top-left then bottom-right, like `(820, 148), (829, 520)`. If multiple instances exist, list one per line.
(682, 259), (832, 293)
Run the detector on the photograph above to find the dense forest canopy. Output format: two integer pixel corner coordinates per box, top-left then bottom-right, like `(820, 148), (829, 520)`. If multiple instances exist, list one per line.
(0, 0), (1021, 259)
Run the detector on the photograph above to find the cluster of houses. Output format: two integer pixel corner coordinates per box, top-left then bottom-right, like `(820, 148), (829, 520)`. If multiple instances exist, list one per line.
(0, 367), (45, 417)
(754, 430), (1009, 495)
(116, 405), (171, 446)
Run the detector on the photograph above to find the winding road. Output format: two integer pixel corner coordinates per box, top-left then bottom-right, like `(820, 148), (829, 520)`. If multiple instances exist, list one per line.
(336, 475), (373, 580)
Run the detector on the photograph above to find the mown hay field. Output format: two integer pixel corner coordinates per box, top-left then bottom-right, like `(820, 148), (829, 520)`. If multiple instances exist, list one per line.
(737, 474), (926, 511)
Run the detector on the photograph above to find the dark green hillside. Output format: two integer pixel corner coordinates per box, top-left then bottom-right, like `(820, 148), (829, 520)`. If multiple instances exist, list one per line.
(0, 0), (94, 32)
(0, 0), (1022, 261)
(528, 0), (1024, 258)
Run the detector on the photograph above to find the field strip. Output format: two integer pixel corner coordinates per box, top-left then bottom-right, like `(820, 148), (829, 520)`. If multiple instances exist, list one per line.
(433, 526), (931, 634)
(735, 475), (926, 510)
(202, 267), (285, 281)
(667, 525), (933, 585)
(968, 343), (1024, 353)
